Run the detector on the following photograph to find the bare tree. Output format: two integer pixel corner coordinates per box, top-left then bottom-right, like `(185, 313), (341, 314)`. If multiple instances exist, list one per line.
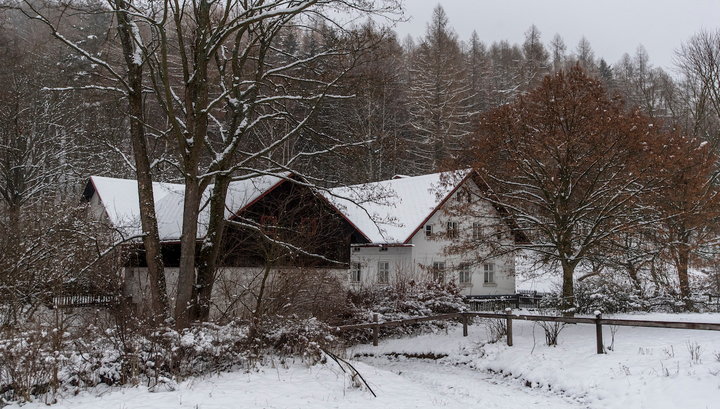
(20, 0), (401, 327)
(674, 28), (720, 145)
(406, 4), (472, 174)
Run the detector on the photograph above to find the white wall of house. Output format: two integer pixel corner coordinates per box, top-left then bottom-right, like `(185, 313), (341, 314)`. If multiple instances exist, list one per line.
(348, 180), (516, 296)
(347, 246), (417, 288)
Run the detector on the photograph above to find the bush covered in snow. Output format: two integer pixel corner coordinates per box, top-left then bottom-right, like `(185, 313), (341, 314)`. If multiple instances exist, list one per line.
(538, 274), (720, 315)
(340, 279), (467, 343)
(0, 308), (346, 406)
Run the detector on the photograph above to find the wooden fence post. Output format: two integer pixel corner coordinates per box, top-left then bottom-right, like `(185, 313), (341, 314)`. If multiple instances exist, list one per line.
(595, 311), (604, 354)
(462, 313), (468, 337)
(373, 313), (379, 346)
(506, 308), (513, 347)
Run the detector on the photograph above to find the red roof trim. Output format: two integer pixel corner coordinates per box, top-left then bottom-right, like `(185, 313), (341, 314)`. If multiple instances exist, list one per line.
(316, 191), (373, 243)
(225, 174), (293, 223)
(402, 171), (473, 245)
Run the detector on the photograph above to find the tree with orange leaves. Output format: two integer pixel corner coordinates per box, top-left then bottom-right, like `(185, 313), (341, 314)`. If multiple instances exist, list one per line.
(458, 65), (666, 315)
(651, 134), (720, 304)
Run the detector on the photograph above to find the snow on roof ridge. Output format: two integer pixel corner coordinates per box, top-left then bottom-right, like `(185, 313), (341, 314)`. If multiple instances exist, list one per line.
(324, 170), (471, 244)
(89, 173), (286, 242)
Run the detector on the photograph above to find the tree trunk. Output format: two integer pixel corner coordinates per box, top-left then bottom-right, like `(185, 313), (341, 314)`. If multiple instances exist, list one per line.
(175, 175), (201, 328)
(195, 175), (231, 321)
(561, 260), (576, 316)
(173, 0), (210, 328)
(627, 264), (642, 293)
(115, 0), (167, 321)
(676, 245), (692, 304)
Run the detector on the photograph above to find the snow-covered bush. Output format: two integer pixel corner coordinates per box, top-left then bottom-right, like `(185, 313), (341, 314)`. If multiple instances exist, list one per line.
(261, 317), (340, 364)
(341, 279), (466, 344)
(572, 278), (648, 314)
(0, 308), (349, 406)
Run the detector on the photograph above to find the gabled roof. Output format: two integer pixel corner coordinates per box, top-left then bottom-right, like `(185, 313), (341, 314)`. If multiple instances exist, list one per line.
(323, 170), (471, 244)
(84, 174), (286, 241)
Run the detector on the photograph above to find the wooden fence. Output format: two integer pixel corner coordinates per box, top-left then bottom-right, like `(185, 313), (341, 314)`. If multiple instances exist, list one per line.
(51, 295), (119, 308)
(336, 311), (720, 354)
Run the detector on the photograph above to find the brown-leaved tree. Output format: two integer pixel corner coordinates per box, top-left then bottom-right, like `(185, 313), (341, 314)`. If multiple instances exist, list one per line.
(459, 66), (665, 315)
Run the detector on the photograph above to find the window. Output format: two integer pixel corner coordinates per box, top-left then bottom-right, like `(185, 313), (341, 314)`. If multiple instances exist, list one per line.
(260, 215), (277, 235)
(433, 261), (445, 282)
(350, 262), (362, 282)
(352, 247), (361, 252)
(301, 218), (317, 235)
(472, 222), (481, 240)
(379, 246), (388, 252)
(425, 224), (433, 236)
(484, 264), (495, 284)
(459, 264), (471, 284)
(378, 261), (390, 283)
(447, 221), (459, 238)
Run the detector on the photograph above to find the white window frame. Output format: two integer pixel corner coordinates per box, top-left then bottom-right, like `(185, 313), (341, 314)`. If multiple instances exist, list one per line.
(378, 261), (390, 284)
(350, 262), (362, 282)
(433, 261), (446, 282)
(484, 263), (495, 284)
(472, 222), (481, 240)
(459, 264), (471, 284)
(447, 221), (459, 238)
(425, 224), (433, 236)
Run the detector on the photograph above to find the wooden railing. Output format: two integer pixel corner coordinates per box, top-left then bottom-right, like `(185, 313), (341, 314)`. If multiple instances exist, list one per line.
(336, 311), (720, 354)
(51, 295), (119, 308)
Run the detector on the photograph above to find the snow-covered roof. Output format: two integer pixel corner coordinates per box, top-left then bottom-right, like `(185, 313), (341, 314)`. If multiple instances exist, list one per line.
(88, 170), (470, 245)
(324, 170), (470, 244)
(87, 174), (286, 241)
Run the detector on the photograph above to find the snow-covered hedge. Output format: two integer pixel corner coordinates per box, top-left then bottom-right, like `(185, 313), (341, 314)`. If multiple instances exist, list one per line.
(0, 312), (344, 406)
(341, 280), (467, 343)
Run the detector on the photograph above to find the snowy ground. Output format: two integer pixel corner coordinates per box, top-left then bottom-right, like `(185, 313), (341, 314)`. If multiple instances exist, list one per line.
(9, 312), (720, 408)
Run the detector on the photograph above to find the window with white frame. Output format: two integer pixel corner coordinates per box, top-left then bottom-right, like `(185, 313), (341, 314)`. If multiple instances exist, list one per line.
(459, 264), (471, 284)
(472, 222), (481, 240)
(433, 261), (445, 282)
(425, 224), (433, 236)
(350, 262), (362, 282)
(484, 263), (495, 284)
(447, 221), (459, 238)
(378, 261), (390, 283)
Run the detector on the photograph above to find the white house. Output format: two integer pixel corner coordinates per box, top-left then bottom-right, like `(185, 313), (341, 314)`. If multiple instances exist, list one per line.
(324, 171), (520, 296)
(83, 170), (519, 310)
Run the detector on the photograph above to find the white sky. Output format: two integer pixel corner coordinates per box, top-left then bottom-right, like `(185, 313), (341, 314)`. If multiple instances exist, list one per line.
(391, 0), (720, 72)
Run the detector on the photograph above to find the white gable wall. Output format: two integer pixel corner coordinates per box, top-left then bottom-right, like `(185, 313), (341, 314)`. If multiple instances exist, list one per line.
(348, 178), (516, 296)
(347, 246), (416, 288)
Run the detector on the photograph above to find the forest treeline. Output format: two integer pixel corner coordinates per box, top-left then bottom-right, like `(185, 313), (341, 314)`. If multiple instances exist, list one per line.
(2, 1), (720, 324)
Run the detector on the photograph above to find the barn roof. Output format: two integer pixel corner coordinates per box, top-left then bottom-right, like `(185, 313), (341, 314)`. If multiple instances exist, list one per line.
(84, 170), (474, 245)
(322, 170), (471, 244)
(84, 174), (286, 241)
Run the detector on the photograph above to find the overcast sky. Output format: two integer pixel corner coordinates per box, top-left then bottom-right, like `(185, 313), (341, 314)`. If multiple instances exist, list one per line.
(390, 0), (720, 72)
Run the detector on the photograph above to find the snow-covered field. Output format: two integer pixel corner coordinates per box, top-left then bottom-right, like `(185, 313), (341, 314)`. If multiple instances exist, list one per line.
(9, 313), (720, 408)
